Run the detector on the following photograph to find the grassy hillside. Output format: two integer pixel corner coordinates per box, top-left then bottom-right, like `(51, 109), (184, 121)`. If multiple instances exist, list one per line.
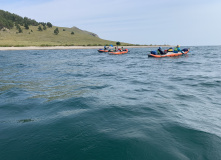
(0, 25), (131, 46)
(0, 9), (132, 47)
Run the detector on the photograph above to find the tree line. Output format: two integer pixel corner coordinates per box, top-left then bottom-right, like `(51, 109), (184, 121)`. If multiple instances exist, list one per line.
(0, 10), (52, 30)
(0, 10), (77, 36)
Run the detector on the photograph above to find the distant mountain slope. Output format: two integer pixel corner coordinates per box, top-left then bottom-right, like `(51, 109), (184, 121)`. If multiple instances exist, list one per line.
(71, 26), (99, 38)
(0, 10), (131, 46)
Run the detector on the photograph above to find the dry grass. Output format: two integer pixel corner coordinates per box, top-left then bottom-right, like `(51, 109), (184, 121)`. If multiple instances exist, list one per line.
(0, 26), (131, 47)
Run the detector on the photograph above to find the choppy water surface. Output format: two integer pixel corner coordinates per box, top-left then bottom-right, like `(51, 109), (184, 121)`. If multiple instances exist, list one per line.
(1, 46), (221, 160)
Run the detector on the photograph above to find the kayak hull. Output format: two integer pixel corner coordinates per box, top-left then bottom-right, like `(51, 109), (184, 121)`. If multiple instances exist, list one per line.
(148, 50), (189, 58)
(109, 49), (128, 55)
(98, 49), (109, 53)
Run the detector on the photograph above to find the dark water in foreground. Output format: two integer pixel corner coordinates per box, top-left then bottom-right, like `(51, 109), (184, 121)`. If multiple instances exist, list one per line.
(0, 46), (221, 160)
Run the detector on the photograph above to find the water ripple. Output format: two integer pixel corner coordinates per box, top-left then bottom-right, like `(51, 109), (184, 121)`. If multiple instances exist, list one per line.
(1, 46), (221, 159)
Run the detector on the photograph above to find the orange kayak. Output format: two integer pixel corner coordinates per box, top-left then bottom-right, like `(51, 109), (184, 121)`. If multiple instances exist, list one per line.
(109, 49), (128, 55)
(148, 49), (189, 58)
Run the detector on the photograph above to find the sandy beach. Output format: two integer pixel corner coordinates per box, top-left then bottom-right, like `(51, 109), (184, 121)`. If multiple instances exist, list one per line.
(0, 45), (168, 51)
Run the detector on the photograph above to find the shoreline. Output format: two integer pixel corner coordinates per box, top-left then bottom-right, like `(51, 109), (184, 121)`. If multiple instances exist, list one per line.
(0, 45), (171, 51)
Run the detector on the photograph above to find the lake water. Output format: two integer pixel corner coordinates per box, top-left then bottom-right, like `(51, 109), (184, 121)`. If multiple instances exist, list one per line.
(1, 46), (221, 160)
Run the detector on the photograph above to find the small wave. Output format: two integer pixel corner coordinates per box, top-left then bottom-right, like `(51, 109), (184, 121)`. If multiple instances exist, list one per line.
(18, 119), (34, 123)
(199, 81), (221, 87)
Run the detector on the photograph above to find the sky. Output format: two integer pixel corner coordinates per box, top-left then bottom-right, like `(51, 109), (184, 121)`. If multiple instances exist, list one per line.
(1, 0), (221, 46)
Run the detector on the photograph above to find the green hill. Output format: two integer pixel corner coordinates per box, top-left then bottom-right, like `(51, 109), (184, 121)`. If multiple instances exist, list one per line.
(0, 10), (131, 47)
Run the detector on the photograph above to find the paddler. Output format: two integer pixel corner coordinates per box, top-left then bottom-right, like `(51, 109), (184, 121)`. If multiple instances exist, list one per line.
(157, 47), (165, 55)
(174, 45), (183, 53)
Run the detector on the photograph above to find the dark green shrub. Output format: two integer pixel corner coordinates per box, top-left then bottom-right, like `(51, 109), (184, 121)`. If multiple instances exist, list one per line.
(47, 22), (52, 28)
(54, 27), (59, 35)
(38, 26), (43, 31)
(116, 41), (121, 46)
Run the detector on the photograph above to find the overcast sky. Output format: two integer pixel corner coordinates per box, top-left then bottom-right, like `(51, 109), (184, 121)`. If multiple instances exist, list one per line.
(1, 0), (221, 46)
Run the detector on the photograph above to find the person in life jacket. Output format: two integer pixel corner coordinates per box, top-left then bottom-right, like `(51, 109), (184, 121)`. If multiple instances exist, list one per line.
(157, 47), (165, 55)
(174, 45), (183, 53)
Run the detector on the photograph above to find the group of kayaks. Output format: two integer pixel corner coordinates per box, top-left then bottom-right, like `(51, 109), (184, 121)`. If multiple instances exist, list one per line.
(98, 46), (190, 57)
(98, 48), (129, 55)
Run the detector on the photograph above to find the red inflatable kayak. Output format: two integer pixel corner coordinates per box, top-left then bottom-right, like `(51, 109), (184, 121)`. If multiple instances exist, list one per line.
(148, 49), (189, 58)
(109, 49), (128, 55)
